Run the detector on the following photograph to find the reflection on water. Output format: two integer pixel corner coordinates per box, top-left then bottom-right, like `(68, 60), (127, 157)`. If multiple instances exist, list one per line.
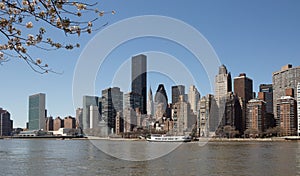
(0, 139), (299, 176)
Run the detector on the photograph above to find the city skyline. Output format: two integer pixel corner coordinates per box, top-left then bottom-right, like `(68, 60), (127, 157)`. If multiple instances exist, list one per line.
(0, 1), (299, 127)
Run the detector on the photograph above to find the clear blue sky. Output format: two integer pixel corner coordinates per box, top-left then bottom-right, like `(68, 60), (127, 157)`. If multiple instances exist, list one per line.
(0, 0), (299, 128)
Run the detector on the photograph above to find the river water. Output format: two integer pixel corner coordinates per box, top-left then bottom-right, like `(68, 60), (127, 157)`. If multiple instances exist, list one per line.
(0, 139), (299, 176)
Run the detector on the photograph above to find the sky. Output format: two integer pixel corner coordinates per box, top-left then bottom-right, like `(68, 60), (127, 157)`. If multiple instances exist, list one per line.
(0, 0), (299, 128)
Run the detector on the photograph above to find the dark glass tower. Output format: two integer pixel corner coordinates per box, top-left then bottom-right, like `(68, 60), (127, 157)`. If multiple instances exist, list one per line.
(172, 85), (185, 104)
(131, 54), (147, 114)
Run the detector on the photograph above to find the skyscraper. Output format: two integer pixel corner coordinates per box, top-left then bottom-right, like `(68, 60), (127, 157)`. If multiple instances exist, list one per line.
(172, 85), (185, 104)
(154, 84), (168, 120)
(82, 96), (99, 130)
(215, 65), (232, 105)
(297, 83), (300, 136)
(188, 85), (200, 115)
(101, 87), (123, 134)
(0, 108), (13, 136)
(273, 64), (300, 119)
(258, 84), (273, 114)
(234, 73), (253, 103)
(131, 54), (147, 114)
(28, 93), (46, 131)
(234, 73), (253, 132)
(147, 87), (154, 116)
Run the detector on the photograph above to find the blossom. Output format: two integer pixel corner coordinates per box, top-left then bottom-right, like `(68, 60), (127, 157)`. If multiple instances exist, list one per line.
(26, 22), (33, 28)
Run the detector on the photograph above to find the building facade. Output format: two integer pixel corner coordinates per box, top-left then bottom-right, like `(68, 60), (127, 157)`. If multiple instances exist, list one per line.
(82, 96), (99, 130)
(234, 73), (253, 132)
(53, 117), (64, 131)
(215, 65), (232, 105)
(89, 105), (99, 129)
(273, 64), (300, 119)
(276, 96), (297, 136)
(172, 95), (196, 135)
(28, 93), (46, 131)
(0, 108), (13, 136)
(76, 108), (83, 129)
(259, 84), (273, 114)
(297, 83), (300, 136)
(246, 99), (266, 134)
(45, 116), (53, 131)
(154, 84), (169, 120)
(172, 85), (185, 104)
(147, 87), (154, 117)
(131, 54), (147, 114)
(188, 85), (200, 115)
(64, 116), (76, 129)
(101, 87), (123, 134)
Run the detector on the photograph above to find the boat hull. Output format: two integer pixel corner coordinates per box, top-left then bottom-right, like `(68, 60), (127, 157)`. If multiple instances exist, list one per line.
(146, 135), (192, 142)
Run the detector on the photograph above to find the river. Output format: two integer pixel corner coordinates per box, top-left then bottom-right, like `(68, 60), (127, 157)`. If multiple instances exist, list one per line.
(0, 139), (299, 176)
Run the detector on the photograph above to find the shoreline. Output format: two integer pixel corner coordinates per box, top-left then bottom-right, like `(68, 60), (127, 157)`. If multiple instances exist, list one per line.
(1, 136), (298, 142)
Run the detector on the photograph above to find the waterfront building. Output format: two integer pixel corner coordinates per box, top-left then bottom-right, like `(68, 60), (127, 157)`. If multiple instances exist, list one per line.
(147, 87), (154, 117)
(75, 108), (83, 129)
(234, 73), (253, 132)
(0, 108), (13, 136)
(123, 107), (136, 133)
(64, 116), (76, 129)
(276, 96), (297, 136)
(82, 96), (99, 130)
(45, 116), (53, 131)
(131, 54), (147, 114)
(198, 94), (219, 137)
(234, 73), (253, 104)
(28, 93), (46, 131)
(89, 105), (99, 129)
(172, 85), (185, 104)
(101, 87), (123, 134)
(172, 95), (196, 135)
(273, 64), (300, 119)
(215, 65), (232, 105)
(246, 99), (266, 134)
(223, 92), (243, 132)
(53, 117), (64, 131)
(154, 84), (169, 121)
(297, 83), (300, 136)
(115, 112), (124, 135)
(258, 84), (273, 114)
(124, 92), (143, 113)
(198, 95), (211, 137)
(188, 85), (200, 115)
(214, 65), (233, 131)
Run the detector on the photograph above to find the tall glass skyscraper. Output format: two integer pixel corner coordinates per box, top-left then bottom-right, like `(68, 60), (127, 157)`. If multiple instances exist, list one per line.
(131, 54), (147, 114)
(102, 87), (123, 134)
(28, 93), (46, 130)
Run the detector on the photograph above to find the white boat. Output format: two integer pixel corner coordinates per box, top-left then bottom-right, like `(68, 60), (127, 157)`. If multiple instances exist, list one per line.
(146, 134), (192, 142)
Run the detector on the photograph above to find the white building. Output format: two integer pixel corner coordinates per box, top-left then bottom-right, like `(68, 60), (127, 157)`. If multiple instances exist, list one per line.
(188, 85), (200, 115)
(147, 87), (154, 116)
(90, 105), (99, 129)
